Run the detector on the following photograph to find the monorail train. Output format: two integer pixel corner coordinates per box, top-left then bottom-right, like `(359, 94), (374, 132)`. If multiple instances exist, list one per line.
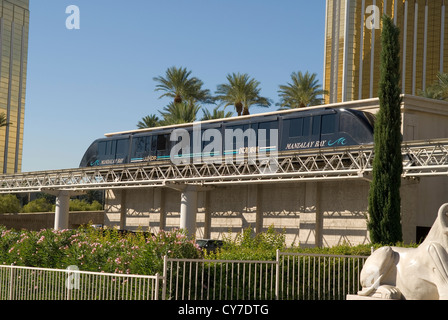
(79, 107), (375, 168)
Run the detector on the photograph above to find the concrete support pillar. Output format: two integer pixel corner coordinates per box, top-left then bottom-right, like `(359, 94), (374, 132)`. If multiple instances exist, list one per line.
(255, 184), (263, 234)
(54, 191), (70, 230)
(119, 190), (127, 230)
(299, 182), (323, 247)
(159, 188), (166, 230)
(203, 191), (211, 239)
(180, 187), (198, 237)
(165, 183), (213, 238)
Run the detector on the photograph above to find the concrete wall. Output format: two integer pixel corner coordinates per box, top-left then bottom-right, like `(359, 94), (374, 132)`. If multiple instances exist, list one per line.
(104, 95), (448, 247)
(105, 181), (371, 247)
(0, 211), (105, 231)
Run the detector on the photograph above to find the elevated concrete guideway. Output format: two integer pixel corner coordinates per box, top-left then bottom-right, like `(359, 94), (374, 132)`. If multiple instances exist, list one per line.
(1, 139), (448, 234)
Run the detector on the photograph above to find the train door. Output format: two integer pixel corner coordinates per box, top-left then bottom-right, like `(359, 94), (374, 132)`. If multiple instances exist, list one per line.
(320, 113), (339, 147)
(297, 116), (320, 149)
(156, 133), (171, 160)
(255, 120), (279, 154)
(310, 116), (321, 148)
(223, 122), (251, 156)
(115, 139), (130, 164)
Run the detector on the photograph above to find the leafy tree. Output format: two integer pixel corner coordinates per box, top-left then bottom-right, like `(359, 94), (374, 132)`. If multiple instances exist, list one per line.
(0, 113), (11, 127)
(277, 71), (327, 109)
(419, 72), (448, 101)
(0, 194), (21, 213)
(137, 114), (161, 129)
(201, 106), (233, 121)
(367, 15), (403, 244)
(215, 73), (272, 116)
(69, 199), (102, 211)
(159, 101), (201, 125)
(153, 66), (212, 105)
(22, 198), (53, 213)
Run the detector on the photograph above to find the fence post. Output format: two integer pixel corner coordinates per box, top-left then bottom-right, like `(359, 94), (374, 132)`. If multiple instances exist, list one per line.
(162, 255), (167, 300)
(154, 273), (159, 300)
(275, 249), (280, 300)
(8, 264), (14, 300)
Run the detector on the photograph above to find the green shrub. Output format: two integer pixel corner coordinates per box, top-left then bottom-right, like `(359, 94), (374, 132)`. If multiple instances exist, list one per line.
(0, 194), (21, 213)
(0, 226), (202, 275)
(69, 199), (102, 211)
(205, 226), (286, 261)
(21, 198), (53, 213)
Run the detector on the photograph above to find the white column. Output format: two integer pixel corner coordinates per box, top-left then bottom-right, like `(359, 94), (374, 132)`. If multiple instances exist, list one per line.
(255, 184), (263, 235)
(119, 190), (127, 230)
(203, 191), (211, 239)
(180, 187), (198, 237)
(298, 182), (323, 248)
(54, 191), (70, 230)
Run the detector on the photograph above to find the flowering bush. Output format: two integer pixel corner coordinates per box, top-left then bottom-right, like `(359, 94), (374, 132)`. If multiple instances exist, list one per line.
(0, 226), (202, 275)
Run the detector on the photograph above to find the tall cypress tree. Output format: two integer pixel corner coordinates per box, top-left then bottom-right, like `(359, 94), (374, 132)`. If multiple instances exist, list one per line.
(367, 15), (403, 245)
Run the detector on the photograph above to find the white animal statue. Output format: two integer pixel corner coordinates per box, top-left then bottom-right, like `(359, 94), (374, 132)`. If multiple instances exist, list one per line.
(358, 203), (448, 300)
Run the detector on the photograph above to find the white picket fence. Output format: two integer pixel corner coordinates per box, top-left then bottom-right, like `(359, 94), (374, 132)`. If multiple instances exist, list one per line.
(0, 251), (368, 300)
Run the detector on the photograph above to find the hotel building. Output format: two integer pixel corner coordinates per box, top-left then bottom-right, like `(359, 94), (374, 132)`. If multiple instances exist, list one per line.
(0, 0), (29, 174)
(324, 0), (448, 104)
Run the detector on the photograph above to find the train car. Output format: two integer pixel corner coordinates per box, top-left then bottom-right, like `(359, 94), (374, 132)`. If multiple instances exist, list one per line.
(79, 107), (375, 168)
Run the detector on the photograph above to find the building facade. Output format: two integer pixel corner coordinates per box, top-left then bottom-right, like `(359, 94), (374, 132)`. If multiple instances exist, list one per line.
(324, 0), (448, 104)
(0, 0), (29, 174)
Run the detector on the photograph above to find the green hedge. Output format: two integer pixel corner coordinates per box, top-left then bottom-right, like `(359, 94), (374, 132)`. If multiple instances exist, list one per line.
(0, 226), (202, 275)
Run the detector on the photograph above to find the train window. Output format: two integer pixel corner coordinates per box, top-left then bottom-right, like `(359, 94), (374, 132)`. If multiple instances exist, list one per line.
(340, 111), (371, 139)
(226, 124), (251, 149)
(98, 141), (107, 155)
(321, 114), (336, 134)
(340, 112), (356, 133)
(258, 121), (278, 145)
(303, 117), (311, 136)
(288, 118), (303, 137)
(157, 134), (169, 150)
(116, 140), (128, 155)
(135, 137), (147, 153)
(151, 135), (157, 151)
(98, 140), (116, 156)
(312, 117), (321, 136)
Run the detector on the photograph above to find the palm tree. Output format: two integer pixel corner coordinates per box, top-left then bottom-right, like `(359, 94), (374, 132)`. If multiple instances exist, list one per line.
(201, 106), (233, 121)
(277, 71), (328, 109)
(159, 101), (201, 125)
(153, 66), (213, 105)
(0, 113), (10, 127)
(215, 73), (272, 116)
(419, 72), (448, 101)
(137, 114), (160, 129)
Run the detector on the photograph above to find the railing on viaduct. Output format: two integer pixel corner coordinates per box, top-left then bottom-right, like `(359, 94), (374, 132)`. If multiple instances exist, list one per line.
(0, 139), (447, 194)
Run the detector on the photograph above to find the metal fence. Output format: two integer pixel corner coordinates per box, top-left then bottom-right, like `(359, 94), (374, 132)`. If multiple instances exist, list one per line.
(0, 251), (368, 300)
(163, 258), (278, 300)
(163, 251), (368, 301)
(276, 252), (367, 300)
(0, 264), (161, 300)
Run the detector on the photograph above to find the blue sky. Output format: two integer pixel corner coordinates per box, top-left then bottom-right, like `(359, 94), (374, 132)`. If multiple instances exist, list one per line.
(22, 0), (326, 172)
